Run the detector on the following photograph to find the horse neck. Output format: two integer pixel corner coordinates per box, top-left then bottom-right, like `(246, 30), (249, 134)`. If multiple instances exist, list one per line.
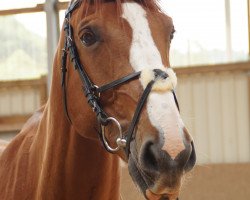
(31, 38), (120, 199)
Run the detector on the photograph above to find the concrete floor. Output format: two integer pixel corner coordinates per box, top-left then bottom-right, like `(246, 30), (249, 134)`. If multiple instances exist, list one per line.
(1, 132), (250, 200)
(120, 163), (250, 200)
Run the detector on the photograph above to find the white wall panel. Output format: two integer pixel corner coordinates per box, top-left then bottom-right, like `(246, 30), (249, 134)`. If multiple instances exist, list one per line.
(10, 88), (23, 115)
(0, 83), (41, 117)
(0, 89), (11, 116)
(206, 73), (223, 163)
(234, 72), (250, 162)
(220, 72), (238, 163)
(22, 88), (37, 114)
(177, 75), (195, 139)
(192, 74), (210, 163)
(177, 70), (250, 164)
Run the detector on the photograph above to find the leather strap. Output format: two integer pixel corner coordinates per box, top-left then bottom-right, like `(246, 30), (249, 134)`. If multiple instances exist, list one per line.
(96, 71), (141, 93)
(65, 0), (81, 17)
(61, 27), (72, 123)
(125, 80), (155, 155)
(172, 90), (180, 111)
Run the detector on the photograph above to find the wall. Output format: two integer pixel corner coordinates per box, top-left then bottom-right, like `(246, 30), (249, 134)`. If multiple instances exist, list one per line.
(0, 63), (250, 163)
(0, 63), (249, 199)
(176, 62), (250, 164)
(0, 76), (47, 139)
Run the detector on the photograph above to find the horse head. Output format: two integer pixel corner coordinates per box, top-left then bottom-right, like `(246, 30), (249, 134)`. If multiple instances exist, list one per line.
(59, 0), (196, 199)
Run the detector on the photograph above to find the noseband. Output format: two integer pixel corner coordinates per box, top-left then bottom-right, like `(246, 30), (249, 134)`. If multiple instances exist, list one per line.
(61, 0), (180, 157)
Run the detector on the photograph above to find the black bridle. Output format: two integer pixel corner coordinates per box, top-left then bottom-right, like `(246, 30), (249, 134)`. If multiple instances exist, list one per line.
(61, 0), (180, 157)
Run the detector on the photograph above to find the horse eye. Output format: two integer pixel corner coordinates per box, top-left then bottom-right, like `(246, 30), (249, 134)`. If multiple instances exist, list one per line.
(81, 28), (97, 47)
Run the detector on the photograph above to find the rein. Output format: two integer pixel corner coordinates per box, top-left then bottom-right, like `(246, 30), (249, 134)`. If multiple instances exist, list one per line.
(61, 0), (180, 157)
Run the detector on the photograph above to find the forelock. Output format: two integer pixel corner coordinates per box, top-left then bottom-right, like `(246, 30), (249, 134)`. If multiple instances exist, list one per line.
(74, 0), (160, 12)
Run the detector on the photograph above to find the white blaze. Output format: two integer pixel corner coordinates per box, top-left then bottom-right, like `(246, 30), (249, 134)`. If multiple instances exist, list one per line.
(122, 2), (185, 159)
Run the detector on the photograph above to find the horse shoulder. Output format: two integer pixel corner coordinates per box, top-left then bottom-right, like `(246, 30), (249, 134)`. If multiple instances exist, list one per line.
(0, 106), (46, 199)
(0, 106), (44, 158)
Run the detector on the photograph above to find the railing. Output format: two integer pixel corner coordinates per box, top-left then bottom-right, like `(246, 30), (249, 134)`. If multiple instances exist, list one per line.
(0, 62), (249, 163)
(0, 1), (69, 16)
(0, 76), (47, 134)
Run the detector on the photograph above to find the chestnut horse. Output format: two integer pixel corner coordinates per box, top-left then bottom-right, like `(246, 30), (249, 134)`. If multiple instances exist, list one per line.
(0, 0), (196, 199)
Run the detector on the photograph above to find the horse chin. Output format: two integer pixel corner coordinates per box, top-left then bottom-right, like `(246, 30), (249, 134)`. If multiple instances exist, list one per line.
(127, 154), (182, 200)
(128, 155), (151, 196)
(145, 189), (180, 200)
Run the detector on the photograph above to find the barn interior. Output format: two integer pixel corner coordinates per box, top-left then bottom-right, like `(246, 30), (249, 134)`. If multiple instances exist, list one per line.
(0, 0), (250, 199)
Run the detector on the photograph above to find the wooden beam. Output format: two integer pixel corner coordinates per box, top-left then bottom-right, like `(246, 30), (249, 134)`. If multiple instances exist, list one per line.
(55, 2), (69, 11)
(0, 76), (47, 88)
(175, 61), (250, 75)
(45, 0), (60, 91)
(0, 1), (69, 16)
(248, 0), (250, 56)
(0, 4), (44, 16)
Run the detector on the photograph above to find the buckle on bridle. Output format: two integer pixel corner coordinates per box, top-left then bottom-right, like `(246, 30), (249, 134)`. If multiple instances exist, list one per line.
(101, 117), (126, 152)
(92, 85), (101, 98)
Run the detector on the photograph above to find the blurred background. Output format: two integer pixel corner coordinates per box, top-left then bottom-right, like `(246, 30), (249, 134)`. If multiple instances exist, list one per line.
(0, 0), (249, 199)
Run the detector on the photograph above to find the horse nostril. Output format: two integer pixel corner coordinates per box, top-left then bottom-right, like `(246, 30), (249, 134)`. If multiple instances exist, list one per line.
(140, 138), (196, 174)
(141, 141), (159, 171)
(184, 141), (196, 172)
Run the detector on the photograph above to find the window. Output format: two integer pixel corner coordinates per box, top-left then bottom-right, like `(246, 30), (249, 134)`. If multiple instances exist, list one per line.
(0, 0), (45, 10)
(59, 0), (249, 67)
(159, 0), (249, 67)
(1, 0), (248, 81)
(0, 0), (47, 80)
(59, 10), (66, 29)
